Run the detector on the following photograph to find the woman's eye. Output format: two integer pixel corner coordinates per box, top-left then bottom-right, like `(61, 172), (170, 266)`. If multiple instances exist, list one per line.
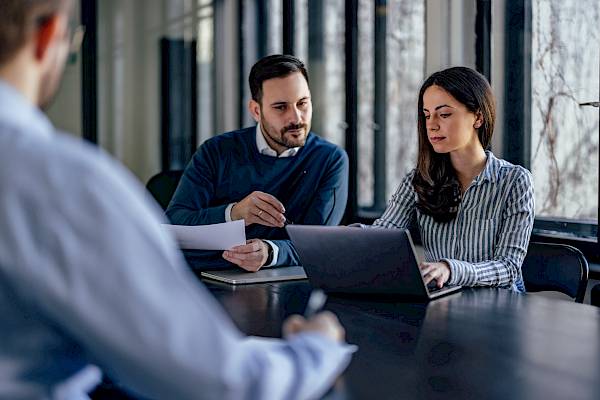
(424, 114), (430, 120)
(440, 113), (451, 118)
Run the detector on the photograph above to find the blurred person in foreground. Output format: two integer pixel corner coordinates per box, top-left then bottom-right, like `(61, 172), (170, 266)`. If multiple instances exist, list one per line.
(0, 0), (354, 398)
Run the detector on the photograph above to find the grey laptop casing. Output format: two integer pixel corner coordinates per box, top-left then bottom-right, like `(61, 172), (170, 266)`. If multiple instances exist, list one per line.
(286, 225), (461, 300)
(200, 266), (307, 285)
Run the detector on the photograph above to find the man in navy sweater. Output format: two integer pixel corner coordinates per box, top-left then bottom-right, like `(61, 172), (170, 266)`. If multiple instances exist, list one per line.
(166, 54), (348, 270)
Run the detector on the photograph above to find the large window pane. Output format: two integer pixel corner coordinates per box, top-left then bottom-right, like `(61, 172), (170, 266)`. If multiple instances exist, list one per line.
(386, 1), (425, 199)
(357, 0), (375, 208)
(531, 0), (600, 221)
(296, 0), (346, 148)
(197, 0), (214, 144)
(357, 0), (425, 210)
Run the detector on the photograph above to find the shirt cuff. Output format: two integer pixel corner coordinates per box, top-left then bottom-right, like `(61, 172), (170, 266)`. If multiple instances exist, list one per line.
(225, 203), (236, 222)
(442, 258), (476, 286)
(263, 240), (279, 267)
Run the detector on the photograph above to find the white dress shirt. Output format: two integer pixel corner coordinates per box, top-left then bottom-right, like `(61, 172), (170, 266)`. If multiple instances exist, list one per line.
(0, 80), (354, 400)
(224, 125), (300, 266)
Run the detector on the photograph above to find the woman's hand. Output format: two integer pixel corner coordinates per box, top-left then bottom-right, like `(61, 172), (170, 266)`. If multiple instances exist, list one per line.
(419, 261), (451, 288)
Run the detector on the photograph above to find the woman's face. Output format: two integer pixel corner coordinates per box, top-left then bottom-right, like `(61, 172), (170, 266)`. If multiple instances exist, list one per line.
(422, 85), (482, 155)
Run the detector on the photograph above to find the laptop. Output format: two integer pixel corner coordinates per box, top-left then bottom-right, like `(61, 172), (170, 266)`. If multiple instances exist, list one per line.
(286, 225), (461, 300)
(200, 266), (307, 285)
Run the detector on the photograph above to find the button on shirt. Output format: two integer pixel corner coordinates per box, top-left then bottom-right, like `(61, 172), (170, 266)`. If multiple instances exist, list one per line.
(373, 152), (535, 291)
(0, 80), (354, 400)
(224, 124), (301, 266)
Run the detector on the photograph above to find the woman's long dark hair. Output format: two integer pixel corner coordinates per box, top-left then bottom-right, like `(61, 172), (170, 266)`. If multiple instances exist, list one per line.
(412, 66), (496, 222)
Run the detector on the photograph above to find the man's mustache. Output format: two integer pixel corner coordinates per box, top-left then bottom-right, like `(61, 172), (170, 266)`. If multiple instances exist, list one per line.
(281, 123), (307, 134)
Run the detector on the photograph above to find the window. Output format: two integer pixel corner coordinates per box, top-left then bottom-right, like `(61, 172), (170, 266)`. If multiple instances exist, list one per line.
(357, 0), (425, 213)
(296, 0), (346, 147)
(530, 0), (599, 228)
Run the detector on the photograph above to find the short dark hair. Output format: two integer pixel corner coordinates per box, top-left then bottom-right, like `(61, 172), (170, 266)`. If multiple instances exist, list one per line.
(248, 54), (309, 103)
(0, 0), (72, 65)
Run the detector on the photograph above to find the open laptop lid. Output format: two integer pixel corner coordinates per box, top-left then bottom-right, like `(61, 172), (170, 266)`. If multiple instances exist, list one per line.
(286, 225), (460, 299)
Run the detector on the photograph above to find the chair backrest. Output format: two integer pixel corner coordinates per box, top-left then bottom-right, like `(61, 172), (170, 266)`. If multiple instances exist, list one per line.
(521, 241), (589, 303)
(591, 283), (600, 307)
(145, 170), (183, 211)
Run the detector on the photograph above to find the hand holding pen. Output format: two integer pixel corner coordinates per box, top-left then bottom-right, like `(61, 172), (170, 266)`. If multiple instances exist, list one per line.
(282, 289), (345, 343)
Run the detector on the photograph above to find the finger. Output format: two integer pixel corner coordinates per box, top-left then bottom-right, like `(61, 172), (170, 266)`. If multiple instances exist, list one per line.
(283, 314), (306, 337)
(223, 250), (261, 262)
(222, 252), (261, 271)
(420, 265), (436, 277)
(253, 197), (285, 226)
(248, 206), (281, 228)
(254, 191), (285, 213)
(229, 240), (262, 253)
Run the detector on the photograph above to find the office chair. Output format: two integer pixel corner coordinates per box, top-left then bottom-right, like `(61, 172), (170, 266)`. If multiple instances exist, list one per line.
(521, 242), (589, 303)
(145, 170), (183, 210)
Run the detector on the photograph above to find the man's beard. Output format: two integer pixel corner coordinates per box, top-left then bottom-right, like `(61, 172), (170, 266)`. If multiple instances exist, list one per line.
(261, 120), (309, 149)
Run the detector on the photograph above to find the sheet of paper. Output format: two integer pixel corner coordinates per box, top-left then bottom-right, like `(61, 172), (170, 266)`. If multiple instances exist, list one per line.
(163, 220), (246, 250)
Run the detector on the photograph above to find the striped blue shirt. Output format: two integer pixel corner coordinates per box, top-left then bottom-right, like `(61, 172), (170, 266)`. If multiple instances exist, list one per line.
(373, 151), (535, 291)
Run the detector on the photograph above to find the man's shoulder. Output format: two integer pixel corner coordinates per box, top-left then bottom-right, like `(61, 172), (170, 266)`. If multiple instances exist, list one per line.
(1, 129), (148, 209)
(305, 133), (346, 159)
(200, 127), (255, 149)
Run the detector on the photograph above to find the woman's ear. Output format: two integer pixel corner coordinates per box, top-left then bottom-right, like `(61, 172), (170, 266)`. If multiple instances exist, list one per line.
(473, 111), (484, 129)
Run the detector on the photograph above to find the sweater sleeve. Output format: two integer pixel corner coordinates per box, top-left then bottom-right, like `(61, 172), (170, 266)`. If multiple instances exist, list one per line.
(166, 143), (228, 225)
(272, 149), (349, 267)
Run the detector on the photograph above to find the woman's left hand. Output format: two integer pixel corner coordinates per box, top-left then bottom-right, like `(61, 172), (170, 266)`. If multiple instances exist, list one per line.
(419, 261), (451, 288)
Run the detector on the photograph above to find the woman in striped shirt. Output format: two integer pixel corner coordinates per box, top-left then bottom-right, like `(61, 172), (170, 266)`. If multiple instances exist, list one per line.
(373, 66), (534, 292)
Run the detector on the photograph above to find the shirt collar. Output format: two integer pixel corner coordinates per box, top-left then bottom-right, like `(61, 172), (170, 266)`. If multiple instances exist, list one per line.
(0, 80), (54, 140)
(255, 124), (299, 158)
(474, 150), (500, 184)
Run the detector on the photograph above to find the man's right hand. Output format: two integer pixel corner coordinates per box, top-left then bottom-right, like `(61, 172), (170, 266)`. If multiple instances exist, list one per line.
(231, 191), (286, 227)
(282, 311), (346, 343)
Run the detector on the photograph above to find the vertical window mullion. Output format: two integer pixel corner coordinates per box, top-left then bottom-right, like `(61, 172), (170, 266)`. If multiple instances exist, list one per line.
(373, 0), (387, 211)
(283, 0), (295, 54)
(345, 0), (359, 222)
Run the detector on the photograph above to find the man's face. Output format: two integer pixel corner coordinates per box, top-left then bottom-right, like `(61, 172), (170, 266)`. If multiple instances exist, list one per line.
(250, 72), (312, 152)
(38, 16), (71, 110)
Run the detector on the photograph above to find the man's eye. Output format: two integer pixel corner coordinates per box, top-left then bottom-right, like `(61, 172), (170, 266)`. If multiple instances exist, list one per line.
(274, 106), (286, 111)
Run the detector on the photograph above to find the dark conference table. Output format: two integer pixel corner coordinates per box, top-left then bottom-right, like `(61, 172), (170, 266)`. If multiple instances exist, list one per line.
(201, 278), (600, 400)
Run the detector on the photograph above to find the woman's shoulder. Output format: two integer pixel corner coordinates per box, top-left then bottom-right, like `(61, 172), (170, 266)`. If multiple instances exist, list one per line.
(488, 152), (533, 183)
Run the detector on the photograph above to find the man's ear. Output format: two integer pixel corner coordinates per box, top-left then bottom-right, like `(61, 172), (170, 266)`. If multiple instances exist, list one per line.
(248, 99), (261, 123)
(35, 15), (63, 61)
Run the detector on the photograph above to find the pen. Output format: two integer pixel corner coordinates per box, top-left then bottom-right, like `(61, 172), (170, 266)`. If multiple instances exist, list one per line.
(282, 170), (308, 225)
(304, 289), (327, 318)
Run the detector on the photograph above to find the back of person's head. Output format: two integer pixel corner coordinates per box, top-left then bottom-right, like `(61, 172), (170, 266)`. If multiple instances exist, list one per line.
(413, 66), (496, 222)
(249, 54), (309, 104)
(0, 0), (72, 66)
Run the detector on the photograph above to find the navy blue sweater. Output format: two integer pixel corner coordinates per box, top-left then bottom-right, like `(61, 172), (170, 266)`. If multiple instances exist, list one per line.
(166, 126), (349, 269)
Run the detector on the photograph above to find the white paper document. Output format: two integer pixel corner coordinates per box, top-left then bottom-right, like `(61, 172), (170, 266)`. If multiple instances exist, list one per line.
(163, 220), (246, 250)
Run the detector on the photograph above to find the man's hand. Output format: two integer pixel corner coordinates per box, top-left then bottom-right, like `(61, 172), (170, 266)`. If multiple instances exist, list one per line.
(231, 191), (286, 227)
(419, 261), (451, 288)
(222, 239), (270, 272)
(283, 311), (346, 343)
